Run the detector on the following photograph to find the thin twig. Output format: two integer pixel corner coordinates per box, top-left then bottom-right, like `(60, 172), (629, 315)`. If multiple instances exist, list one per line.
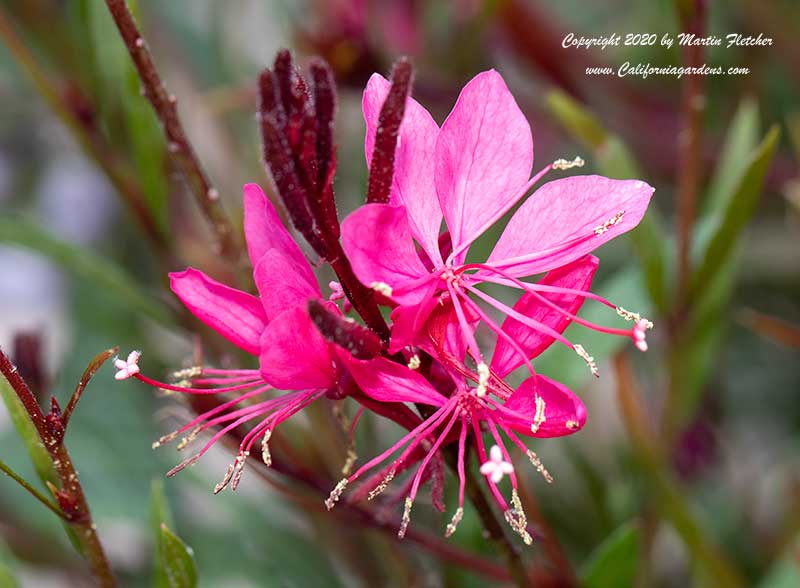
(0, 458), (67, 520)
(62, 347), (117, 428)
(0, 349), (117, 587)
(102, 0), (246, 274)
(0, 7), (170, 259)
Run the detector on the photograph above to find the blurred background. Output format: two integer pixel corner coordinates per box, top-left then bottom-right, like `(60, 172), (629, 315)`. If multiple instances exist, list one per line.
(0, 0), (798, 586)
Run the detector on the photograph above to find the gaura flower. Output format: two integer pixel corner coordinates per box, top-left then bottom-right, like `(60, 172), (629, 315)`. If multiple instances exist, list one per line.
(342, 69), (655, 378)
(327, 347), (586, 542)
(117, 184), (340, 492)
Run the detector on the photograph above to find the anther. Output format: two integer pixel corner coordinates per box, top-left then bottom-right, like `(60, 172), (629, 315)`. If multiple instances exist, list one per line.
(171, 366), (202, 381)
(593, 210), (625, 236)
(230, 451), (249, 491)
(407, 354), (421, 370)
(214, 461), (235, 495)
(261, 430), (272, 467)
(616, 307), (654, 330)
(574, 344), (599, 377)
(526, 450), (554, 484)
(368, 466), (397, 500)
(325, 478), (348, 510)
(341, 448), (357, 476)
(530, 396), (546, 434)
(398, 497), (413, 539)
(552, 156), (585, 170)
(176, 427), (200, 451)
(504, 489), (533, 545)
(370, 281), (393, 297)
(445, 507), (464, 538)
(475, 362), (490, 397)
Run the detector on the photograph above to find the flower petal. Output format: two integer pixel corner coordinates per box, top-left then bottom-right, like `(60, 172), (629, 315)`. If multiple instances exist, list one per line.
(341, 203), (434, 305)
(169, 268), (266, 355)
(243, 183), (315, 282)
(435, 70), (533, 261)
(487, 176), (655, 276)
(253, 248), (321, 320)
(363, 74), (442, 265)
(336, 352), (447, 406)
(499, 376), (587, 438)
(258, 306), (335, 390)
(490, 255), (599, 377)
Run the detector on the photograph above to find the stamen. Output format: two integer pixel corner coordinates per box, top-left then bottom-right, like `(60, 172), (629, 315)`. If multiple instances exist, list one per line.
(445, 507), (464, 538)
(341, 448), (358, 476)
(504, 489), (533, 545)
(574, 344), (599, 377)
(370, 281), (393, 297)
(325, 478), (349, 510)
(214, 461), (235, 495)
(552, 155), (585, 170)
(407, 354), (421, 370)
(167, 454), (200, 477)
(526, 450), (554, 484)
(367, 465), (397, 500)
(230, 451), (249, 491)
(566, 420), (580, 430)
(152, 431), (178, 449)
(530, 395), (547, 434)
(176, 427), (200, 451)
(171, 366), (202, 381)
(594, 210), (625, 236)
(616, 306), (654, 330)
(475, 362), (490, 397)
(398, 497), (413, 539)
(261, 430), (272, 467)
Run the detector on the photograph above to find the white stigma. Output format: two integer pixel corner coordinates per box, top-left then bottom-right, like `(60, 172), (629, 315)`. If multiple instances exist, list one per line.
(633, 319), (650, 352)
(552, 155), (585, 170)
(114, 350), (141, 380)
(475, 362), (490, 397)
(573, 344), (599, 377)
(370, 281), (393, 297)
(594, 210), (625, 236)
(480, 445), (514, 484)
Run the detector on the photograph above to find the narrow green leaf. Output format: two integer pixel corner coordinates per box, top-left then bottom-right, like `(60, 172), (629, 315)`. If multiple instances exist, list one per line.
(690, 126), (780, 300)
(0, 218), (173, 327)
(580, 521), (640, 588)
(546, 89), (669, 313)
(151, 480), (197, 588)
(0, 378), (57, 488)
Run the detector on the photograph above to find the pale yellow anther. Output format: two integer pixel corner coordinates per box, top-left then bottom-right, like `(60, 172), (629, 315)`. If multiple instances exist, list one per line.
(566, 420), (579, 430)
(368, 466), (397, 500)
(370, 281), (393, 297)
(398, 497), (413, 539)
(616, 306), (654, 330)
(574, 344), (599, 377)
(407, 354), (421, 370)
(593, 210), (625, 236)
(552, 155), (585, 170)
(261, 430), (272, 467)
(171, 366), (202, 381)
(230, 451), (249, 491)
(325, 478), (349, 510)
(476, 362), (490, 397)
(526, 450), (554, 484)
(504, 489), (533, 545)
(530, 395), (547, 434)
(445, 507), (464, 538)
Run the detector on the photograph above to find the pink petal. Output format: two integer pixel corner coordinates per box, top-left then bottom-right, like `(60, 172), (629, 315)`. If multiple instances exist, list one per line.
(336, 351), (447, 406)
(487, 176), (655, 276)
(169, 268), (266, 355)
(258, 306), (335, 390)
(253, 248), (321, 320)
(387, 281), (441, 354)
(490, 255), (599, 377)
(363, 75), (443, 266)
(341, 203), (433, 305)
(435, 70), (533, 262)
(499, 376), (587, 438)
(243, 183), (315, 282)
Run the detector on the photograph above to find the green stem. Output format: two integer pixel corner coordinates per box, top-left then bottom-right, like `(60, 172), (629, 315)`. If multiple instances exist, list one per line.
(0, 458), (66, 520)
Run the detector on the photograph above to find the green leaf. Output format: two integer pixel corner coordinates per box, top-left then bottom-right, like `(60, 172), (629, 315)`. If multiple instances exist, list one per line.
(690, 125), (780, 300)
(151, 480), (197, 588)
(0, 378), (57, 488)
(0, 538), (18, 588)
(580, 521), (640, 588)
(0, 218), (173, 327)
(546, 89), (669, 313)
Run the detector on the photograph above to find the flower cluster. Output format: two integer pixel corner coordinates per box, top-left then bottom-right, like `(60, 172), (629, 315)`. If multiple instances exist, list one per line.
(117, 51), (654, 542)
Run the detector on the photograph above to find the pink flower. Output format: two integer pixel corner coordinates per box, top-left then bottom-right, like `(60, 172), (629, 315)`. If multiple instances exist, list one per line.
(121, 184), (340, 492)
(342, 70), (655, 378)
(326, 352), (584, 541)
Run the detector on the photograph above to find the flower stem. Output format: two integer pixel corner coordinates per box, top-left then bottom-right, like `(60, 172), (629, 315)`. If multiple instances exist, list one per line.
(0, 349), (117, 588)
(102, 0), (247, 277)
(0, 458), (66, 520)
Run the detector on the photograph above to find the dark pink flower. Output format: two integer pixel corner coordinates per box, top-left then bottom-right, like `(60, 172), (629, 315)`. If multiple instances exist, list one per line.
(342, 70), (655, 379)
(117, 184), (340, 492)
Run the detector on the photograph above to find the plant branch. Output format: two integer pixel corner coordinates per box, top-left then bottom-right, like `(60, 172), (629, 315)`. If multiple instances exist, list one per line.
(102, 0), (247, 274)
(0, 458), (66, 520)
(62, 347), (117, 428)
(0, 349), (117, 587)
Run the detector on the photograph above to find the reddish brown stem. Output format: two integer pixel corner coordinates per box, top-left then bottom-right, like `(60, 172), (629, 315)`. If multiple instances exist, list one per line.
(103, 0), (246, 274)
(0, 349), (116, 587)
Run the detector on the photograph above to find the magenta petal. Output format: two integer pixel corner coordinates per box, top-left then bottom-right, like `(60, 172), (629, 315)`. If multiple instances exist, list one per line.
(259, 306), (335, 390)
(243, 184), (313, 279)
(500, 376), (587, 438)
(169, 268), (266, 355)
(491, 255), (599, 377)
(341, 203), (433, 305)
(337, 351), (447, 406)
(435, 70), (533, 261)
(253, 248), (321, 320)
(487, 175), (655, 276)
(363, 74), (442, 266)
